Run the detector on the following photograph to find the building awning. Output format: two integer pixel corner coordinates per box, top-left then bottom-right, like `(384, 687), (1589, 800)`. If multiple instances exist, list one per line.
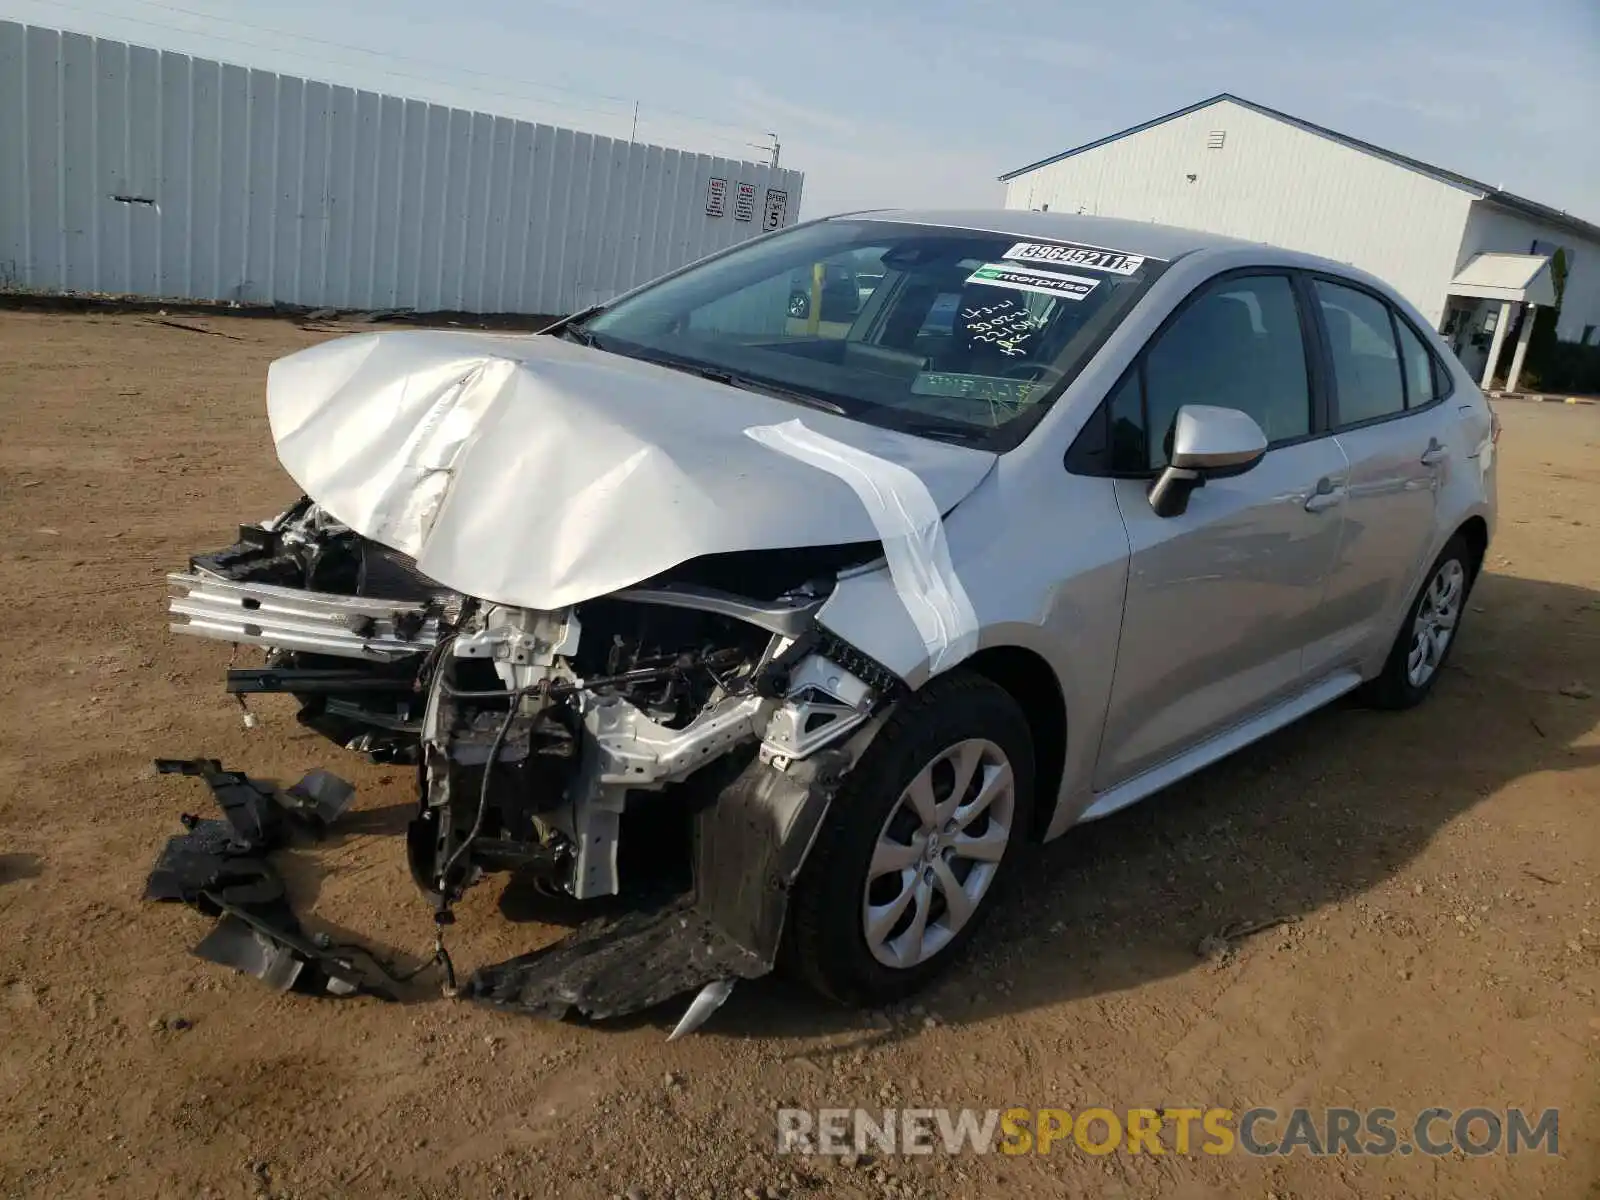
(1448, 253), (1556, 306)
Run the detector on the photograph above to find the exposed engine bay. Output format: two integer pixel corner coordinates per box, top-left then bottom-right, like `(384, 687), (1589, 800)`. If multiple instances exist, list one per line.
(162, 497), (903, 1027)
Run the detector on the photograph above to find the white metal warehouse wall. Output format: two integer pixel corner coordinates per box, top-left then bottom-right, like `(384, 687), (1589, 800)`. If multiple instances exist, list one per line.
(0, 20), (804, 314)
(1003, 99), (1476, 328)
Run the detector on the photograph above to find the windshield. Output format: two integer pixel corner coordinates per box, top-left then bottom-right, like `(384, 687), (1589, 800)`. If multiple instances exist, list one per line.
(578, 219), (1167, 449)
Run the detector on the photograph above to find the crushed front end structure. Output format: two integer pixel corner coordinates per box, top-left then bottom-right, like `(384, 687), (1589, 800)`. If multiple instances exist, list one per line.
(154, 327), (988, 1030)
(160, 505), (895, 1022)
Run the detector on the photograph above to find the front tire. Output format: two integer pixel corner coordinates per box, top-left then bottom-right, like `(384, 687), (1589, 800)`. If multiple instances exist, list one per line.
(784, 670), (1036, 1007)
(1361, 533), (1476, 710)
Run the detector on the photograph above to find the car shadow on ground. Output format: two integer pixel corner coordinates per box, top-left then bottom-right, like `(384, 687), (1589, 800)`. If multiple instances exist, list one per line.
(705, 569), (1600, 1042)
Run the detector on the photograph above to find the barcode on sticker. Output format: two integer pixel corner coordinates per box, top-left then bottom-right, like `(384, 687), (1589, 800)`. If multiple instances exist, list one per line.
(1001, 241), (1145, 275)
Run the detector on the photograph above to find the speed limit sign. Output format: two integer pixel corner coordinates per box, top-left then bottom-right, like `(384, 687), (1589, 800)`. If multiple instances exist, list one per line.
(763, 189), (789, 231)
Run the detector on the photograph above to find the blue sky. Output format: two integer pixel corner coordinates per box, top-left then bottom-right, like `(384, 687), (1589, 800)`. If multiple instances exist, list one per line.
(3, 0), (1596, 221)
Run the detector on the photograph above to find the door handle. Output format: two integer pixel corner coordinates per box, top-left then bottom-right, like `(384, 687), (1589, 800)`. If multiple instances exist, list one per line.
(1304, 476), (1345, 513)
(1420, 438), (1449, 467)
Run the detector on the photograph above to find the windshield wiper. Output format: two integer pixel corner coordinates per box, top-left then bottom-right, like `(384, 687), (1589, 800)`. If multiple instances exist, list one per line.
(694, 368), (849, 415)
(568, 338), (850, 417)
(893, 421), (988, 446)
(547, 303), (606, 346)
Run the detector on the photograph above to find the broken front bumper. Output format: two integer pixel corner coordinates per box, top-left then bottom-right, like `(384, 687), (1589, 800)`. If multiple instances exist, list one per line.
(147, 740), (856, 1033)
(143, 758), (399, 998)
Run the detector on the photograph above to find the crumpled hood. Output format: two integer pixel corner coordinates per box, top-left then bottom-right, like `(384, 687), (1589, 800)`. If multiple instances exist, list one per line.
(267, 330), (997, 610)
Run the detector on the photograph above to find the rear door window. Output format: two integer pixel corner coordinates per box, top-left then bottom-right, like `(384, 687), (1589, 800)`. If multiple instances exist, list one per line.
(1395, 317), (1441, 408)
(1314, 280), (1406, 426)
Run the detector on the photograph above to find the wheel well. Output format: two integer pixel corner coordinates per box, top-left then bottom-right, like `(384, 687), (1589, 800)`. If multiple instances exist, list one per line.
(962, 646), (1066, 842)
(1458, 515), (1489, 579)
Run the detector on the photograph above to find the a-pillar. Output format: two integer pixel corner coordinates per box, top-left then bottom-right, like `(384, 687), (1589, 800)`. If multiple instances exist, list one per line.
(1505, 303), (1538, 395)
(1480, 299), (1515, 391)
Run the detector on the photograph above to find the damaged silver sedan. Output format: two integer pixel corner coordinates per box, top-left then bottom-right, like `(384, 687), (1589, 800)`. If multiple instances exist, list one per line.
(161, 210), (1496, 1030)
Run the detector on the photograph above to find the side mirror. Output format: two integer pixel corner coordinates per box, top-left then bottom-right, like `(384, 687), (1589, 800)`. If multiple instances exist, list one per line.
(1148, 405), (1268, 518)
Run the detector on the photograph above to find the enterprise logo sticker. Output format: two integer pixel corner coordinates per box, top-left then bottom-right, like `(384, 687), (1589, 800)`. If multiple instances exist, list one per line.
(966, 263), (1100, 301)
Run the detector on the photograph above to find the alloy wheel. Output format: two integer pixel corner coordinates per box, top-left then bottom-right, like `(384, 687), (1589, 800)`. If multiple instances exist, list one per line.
(1407, 557), (1465, 688)
(861, 738), (1016, 969)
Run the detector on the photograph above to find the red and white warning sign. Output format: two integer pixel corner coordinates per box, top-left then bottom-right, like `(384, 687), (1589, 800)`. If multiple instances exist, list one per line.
(706, 177), (728, 217)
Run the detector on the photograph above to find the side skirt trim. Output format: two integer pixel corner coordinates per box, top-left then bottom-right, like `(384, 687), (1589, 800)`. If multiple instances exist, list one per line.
(1076, 669), (1363, 824)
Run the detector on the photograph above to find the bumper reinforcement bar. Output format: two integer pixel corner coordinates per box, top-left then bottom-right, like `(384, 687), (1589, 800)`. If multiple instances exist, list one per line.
(167, 572), (441, 661)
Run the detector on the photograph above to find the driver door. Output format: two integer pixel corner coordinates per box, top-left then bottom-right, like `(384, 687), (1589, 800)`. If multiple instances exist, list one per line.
(1093, 272), (1349, 789)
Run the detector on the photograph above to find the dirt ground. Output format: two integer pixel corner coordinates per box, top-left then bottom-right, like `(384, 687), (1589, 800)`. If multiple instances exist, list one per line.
(0, 307), (1596, 1200)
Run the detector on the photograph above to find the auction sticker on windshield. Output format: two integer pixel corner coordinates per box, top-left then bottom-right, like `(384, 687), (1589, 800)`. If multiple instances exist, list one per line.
(966, 263), (1100, 301)
(1001, 241), (1146, 275)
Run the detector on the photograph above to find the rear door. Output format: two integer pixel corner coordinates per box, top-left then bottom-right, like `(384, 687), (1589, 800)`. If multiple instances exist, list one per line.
(1086, 272), (1350, 789)
(1302, 276), (1457, 677)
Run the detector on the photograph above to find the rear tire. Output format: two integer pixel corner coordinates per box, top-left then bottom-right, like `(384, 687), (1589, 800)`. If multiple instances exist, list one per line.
(784, 669), (1035, 1007)
(1361, 533), (1476, 710)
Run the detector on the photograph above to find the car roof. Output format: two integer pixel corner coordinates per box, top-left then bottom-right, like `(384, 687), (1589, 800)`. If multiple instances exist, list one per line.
(834, 209), (1254, 262)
